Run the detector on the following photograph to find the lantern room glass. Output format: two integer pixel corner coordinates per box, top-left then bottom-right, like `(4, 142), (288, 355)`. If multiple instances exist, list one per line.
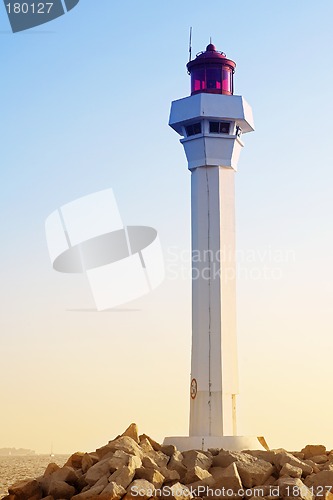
(190, 65), (233, 96)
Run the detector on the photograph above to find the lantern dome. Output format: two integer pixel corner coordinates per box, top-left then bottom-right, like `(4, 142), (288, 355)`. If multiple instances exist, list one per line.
(187, 44), (236, 96)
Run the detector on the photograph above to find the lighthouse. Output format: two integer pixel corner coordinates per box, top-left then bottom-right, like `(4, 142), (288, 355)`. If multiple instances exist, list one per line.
(164, 44), (263, 451)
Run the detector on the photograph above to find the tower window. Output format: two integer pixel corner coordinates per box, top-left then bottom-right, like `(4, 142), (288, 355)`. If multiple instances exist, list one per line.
(209, 121), (231, 134)
(185, 122), (202, 137)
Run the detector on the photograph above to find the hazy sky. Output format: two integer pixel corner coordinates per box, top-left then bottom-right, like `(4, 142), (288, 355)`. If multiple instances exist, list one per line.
(1, 0), (333, 454)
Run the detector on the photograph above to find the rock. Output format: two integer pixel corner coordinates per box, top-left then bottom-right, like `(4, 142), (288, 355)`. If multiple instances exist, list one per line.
(135, 467), (165, 488)
(82, 453), (98, 474)
(52, 465), (78, 484)
(301, 446), (327, 459)
(72, 484), (105, 499)
(65, 452), (85, 469)
(145, 449), (170, 468)
(304, 470), (333, 489)
(48, 480), (76, 499)
(182, 450), (212, 470)
(160, 482), (192, 500)
(43, 463), (61, 477)
(187, 475), (215, 493)
(142, 456), (159, 469)
(85, 458), (112, 486)
(108, 456), (142, 490)
(122, 424), (140, 444)
(244, 450), (277, 465)
(280, 463), (303, 479)
(100, 481), (127, 500)
(159, 467), (180, 483)
(214, 463), (243, 491)
(321, 463), (333, 472)
(109, 450), (133, 472)
(94, 474), (110, 489)
(274, 452), (313, 476)
(212, 450), (242, 468)
(160, 445), (176, 457)
(304, 460), (320, 474)
(107, 437), (144, 459)
(140, 434), (162, 451)
(277, 477), (313, 500)
(139, 438), (155, 454)
(124, 479), (155, 500)
(208, 448), (220, 456)
(167, 452), (187, 481)
(8, 479), (42, 500)
(236, 455), (275, 488)
(310, 455), (328, 464)
(184, 466), (212, 484)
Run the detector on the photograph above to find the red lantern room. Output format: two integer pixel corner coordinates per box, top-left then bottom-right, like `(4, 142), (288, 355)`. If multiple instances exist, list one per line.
(187, 44), (236, 96)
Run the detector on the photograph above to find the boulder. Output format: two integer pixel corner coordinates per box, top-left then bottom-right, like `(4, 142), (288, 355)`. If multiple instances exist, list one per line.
(160, 482), (192, 500)
(160, 445), (176, 457)
(107, 437), (144, 459)
(214, 463), (243, 491)
(8, 479), (42, 500)
(51, 465), (78, 485)
(182, 450), (212, 470)
(139, 438), (155, 454)
(236, 456), (275, 488)
(184, 466), (212, 484)
(100, 481), (127, 500)
(168, 452), (187, 481)
(48, 479), (76, 499)
(85, 458), (112, 486)
(65, 452), (85, 469)
(135, 467), (165, 488)
(244, 450), (277, 465)
(159, 467), (180, 483)
(277, 477), (313, 500)
(303, 460), (320, 474)
(124, 479), (155, 500)
(140, 434), (162, 451)
(212, 450), (242, 468)
(43, 463), (61, 477)
(301, 446), (327, 459)
(310, 455), (328, 464)
(82, 453), (98, 474)
(145, 449), (170, 469)
(122, 424), (140, 444)
(274, 452), (313, 476)
(108, 456), (142, 490)
(109, 450), (133, 472)
(72, 484), (105, 499)
(142, 456), (159, 469)
(280, 463), (303, 479)
(304, 470), (333, 489)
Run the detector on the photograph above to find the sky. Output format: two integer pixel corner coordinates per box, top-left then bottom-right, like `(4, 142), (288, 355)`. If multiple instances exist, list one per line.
(1, 0), (333, 454)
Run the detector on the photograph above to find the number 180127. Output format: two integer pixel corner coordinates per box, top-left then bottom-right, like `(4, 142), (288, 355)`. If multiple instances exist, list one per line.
(6, 3), (54, 14)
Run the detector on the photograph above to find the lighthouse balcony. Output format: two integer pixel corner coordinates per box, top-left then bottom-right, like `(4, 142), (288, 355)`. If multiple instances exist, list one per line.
(180, 132), (243, 171)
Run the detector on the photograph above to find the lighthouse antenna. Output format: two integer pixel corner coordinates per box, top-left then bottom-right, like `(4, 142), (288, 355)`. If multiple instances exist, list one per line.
(189, 26), (192, 62)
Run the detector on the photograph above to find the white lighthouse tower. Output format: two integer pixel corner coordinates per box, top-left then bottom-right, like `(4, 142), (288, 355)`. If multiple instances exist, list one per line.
(164, 44), (263, 451)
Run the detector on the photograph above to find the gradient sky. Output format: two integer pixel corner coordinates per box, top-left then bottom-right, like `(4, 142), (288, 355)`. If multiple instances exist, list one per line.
(1, 0), (333, 454)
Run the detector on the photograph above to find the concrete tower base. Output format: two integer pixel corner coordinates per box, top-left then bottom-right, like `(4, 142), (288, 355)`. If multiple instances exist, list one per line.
(163, 435), (267, 452)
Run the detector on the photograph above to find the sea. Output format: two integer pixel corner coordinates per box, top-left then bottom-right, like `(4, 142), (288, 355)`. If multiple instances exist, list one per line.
(0, 454), (69, 498)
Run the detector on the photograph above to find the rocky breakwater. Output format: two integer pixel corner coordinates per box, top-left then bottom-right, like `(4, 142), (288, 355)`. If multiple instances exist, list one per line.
(2, 424), (333, 500)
